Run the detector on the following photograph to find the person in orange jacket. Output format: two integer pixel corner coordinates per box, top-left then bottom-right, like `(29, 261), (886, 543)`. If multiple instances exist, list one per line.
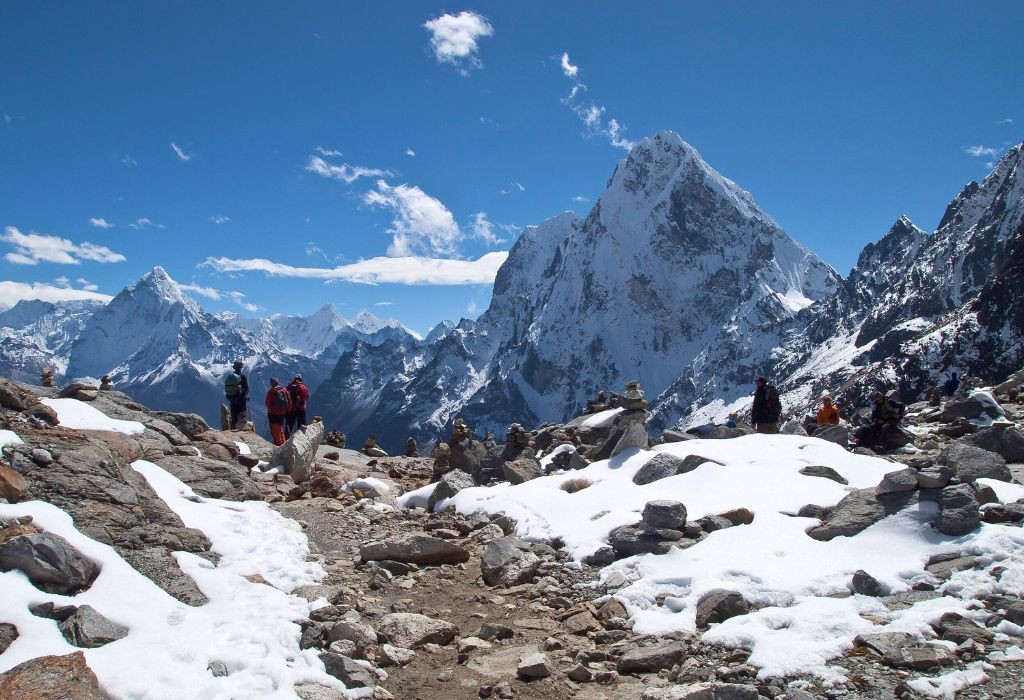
(816, 393), (841, 427)
(264, 377), (292, 446)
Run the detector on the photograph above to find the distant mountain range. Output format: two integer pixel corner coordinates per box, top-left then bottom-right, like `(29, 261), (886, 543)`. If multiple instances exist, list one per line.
(3, 131), (1022, 452)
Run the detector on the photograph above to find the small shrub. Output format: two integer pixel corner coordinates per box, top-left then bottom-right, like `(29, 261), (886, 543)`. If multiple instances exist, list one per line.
(560, 477), (593, 493)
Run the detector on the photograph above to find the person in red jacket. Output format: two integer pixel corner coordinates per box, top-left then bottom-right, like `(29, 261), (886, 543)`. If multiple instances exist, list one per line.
(264, 377), (291, 446)
(286, 374), (310, 437)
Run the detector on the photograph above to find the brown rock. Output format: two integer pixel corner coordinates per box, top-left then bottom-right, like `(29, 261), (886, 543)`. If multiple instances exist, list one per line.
(719, 508), (754, 526)
(0, 465), (30, 502)
(0, 522), (39, 544)
(0, 651), (104, 699)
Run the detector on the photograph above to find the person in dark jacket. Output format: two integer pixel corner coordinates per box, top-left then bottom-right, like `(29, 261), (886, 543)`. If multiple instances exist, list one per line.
(285, 374), (310, 437)
(224, 360), (249, 430)
(942, 372), (960, 397)
(751, 377), (781, 433)
(856, 391), (902, 449)
(264, 377), (291, 446)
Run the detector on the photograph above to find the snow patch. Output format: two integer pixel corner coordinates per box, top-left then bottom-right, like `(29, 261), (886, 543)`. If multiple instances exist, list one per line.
(41, 398), (145, 435)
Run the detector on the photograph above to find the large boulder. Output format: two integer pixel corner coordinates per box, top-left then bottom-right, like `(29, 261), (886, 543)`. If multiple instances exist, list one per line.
(0, 532), (99, 594)
(449, 439), (489, 475)
(876, 468), (919, 494)
(377, 613), (457, 649)
(155, 455), (262, 500)
(319, 653), (374, 688)
(612, 421), (651, 456)
(269, 421), (324, 484)
(608, 525), (675, 557)
(360, 534), (469, 565)
(813, 425), (849, 447)
(633, 453), (718, 485)
(695, 590), (749, 628)
(481, 536), (540, 586)
(59, 605), (130, 648)
(961, 426), (1024, 463)
(937, 444), (1011, 482)
(807, 488), (918, 541)
(933, 484), (981, 536)
(856, 632), (956, 670)
(940, 398), (984, 422)
(502, 457), (542, 485)
(0, 465), (29, 502)
(427, 470), (476, 512)
(617, 640), (689, 673)
(152, 411), (211, 439)
(642, 500), (687, 529)
(0, 651), (104, 699)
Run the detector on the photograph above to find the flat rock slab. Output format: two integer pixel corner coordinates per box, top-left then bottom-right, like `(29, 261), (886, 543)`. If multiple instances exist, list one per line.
(856, 632), (956, 670)
(155, 454), (261, 501)
(376, 613), (457, 649)
(0, 651), (105, 700)
(807, 488), (918, 541)
(617, 640), (689, 673)
(0, 531), (99, 595)
(642, 682), (760, 699)
(798, 465), (847, 484)
(360, 534), (469, 565)
(937, 443), (1011, 482)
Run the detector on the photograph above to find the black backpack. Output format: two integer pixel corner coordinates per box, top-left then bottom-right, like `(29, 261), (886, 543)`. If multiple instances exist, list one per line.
(271, 386), (288, 412)
(765, 386), (782, 422)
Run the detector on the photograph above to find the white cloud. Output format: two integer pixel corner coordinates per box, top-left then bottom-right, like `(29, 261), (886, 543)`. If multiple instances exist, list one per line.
(2, 226), (126, 265)
(467, 300), (479, 315)
(573, 195), (590, 203)
(364, 180), (462, 257)
(500, 181), (525, 195)
(202, 251), (509, 286)
(89, 217), (114, 229)
(121, 154), (137, 168)
(423, 11), (493, 74)
(177, 283), (222, 300)
(54, 276), (71, 288)
(314, 146), (344, 157)
(306, 156), (393, 184)
(963, 144), (998, 158)
(0, 280), (112, 306)
(470, 212), (506, 246)
(559, 53), (636, 151)
(227, 291), (261, 313)
(170, 142), (193, 161)
(127, 218), (165, 230)
(997, 118), (1014, 125)
(208, 216), (230, 224)
(480, 116), (498, 128)
(406, 147), (416, 157)
(560, 53), (578, 79)
(374, 300), (393, 307)
(76, 277), (98, 291)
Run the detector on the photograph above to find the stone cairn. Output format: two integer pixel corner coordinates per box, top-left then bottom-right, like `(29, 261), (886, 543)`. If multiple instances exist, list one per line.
(505, 423), (531, 452)
(99, 375), (114, 391)
(405, 437), (420, 457)
(325, 431), (346, 448)
(450, 418), (472, 446)
(483, 431), (498, 451)
(40, 368), (56, 388)
(432, 443), (451, 478)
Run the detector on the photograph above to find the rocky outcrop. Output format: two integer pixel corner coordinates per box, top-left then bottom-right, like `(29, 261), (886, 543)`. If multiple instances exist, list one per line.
(269, 421), (324, 484)
(155, 454), (262, 500)
(0, 532), (99, 594)
(0, 651), (104, 700)
(359, 534), (469, 565)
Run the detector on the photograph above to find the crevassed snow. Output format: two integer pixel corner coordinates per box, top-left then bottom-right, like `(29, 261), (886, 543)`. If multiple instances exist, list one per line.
(41, 398), (145, 435)
(0, 461), (351, 699)
(0, 429), (23, 449)
(443, 434), (1024, 681)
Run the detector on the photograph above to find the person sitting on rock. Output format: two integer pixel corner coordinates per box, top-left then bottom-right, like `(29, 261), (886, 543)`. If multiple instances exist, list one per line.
(816, 393), (840, 428)
(264, 377), (291, 446)
(856, 391), (903, 450)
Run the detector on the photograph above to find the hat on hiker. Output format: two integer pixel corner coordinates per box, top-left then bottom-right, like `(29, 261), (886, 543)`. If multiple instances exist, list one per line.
(294, 374), (302, 381)
(232, 360), (243, 370)
(270, 377), (279, 386)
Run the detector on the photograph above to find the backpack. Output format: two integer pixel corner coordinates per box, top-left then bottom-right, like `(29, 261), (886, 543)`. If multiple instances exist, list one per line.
(765, 386), (782, 422)
(288, 383), (304, 408)
(224, 371), (243, 398)
(271, 386), (289, 412)
(888, 399), (906, 420)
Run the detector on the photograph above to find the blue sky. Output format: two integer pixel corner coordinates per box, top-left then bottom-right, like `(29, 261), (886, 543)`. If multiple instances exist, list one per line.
(1, 1), (1021, 335)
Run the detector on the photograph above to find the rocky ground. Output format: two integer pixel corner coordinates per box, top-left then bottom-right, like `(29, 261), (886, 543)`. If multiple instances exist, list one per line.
(1, 374), (1024, 698)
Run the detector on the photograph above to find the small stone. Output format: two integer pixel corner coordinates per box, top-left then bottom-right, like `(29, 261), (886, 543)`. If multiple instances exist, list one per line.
(379, 644), (415, 667)
(476, 622), (514, 641)
(876, 468), (919, 494)
(517, 651), (553, 679)
(567, 663), (594, 682)
(318, 653), (374, 688)
(376, 613), (457, 649)
(617, 640), (688, 673)
(642, 500), (688, 529)
(695, 590), (748, 628)
(58, 605), (130, 648)
(851, 570), (885, 597)
(207, 661), (229, 677)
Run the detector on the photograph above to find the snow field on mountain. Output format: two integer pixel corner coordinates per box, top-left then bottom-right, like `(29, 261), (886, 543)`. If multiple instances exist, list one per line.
(0, 448), (349, 699)
(41, 397), (146, 434)
(439, 434), (1024, 681)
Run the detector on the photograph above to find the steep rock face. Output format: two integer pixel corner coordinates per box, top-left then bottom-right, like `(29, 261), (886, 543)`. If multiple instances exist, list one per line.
(0, 300), (103, 382)
(317, 132), (840, 447)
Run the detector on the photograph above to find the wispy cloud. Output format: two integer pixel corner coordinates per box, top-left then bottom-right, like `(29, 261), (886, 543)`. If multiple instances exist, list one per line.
(479, 116), (499, 128)
(306, 155), (393, 184)
(89, 217), (114, 229)
(0, 280), (112, 307)
(208, 216), (230, 224)
(470, 212), (509, 246)
(127, 218), (165, 230)
(997, 118), (1014, 125)
(76, 277), (98, 291)
(962, 144), (999, 158)
(467, 300), (479, 315)
(2, 226), (126, 265)
(500, 181), (525, 195)
(121, 154), (137, 168)
(175, 279), (260, 312)
(227, 290), (261, 313)
(423, 11), (493, 75)
(406, 147), (416, 157)
(170, 142), (193, 161)
(314, 146), (343, 157)
(374, 300), (393, 307)
(202, 251), (509, 286)
(364, 180), (461, 257)
(558, 52), (636, 151)
(573, 195), (590, 203)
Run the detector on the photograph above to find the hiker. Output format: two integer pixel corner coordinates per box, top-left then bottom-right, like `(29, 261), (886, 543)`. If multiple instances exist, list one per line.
(405, 437), (420, 457)
(856, 391), (904, 450)
(286, 374), (310, 437)
(816, 393), (841, 427)
(751, 377), (782, 433)
(942, 372), (960, 397)
(223, 360), (249, 430)
(264, 377), (291, 446)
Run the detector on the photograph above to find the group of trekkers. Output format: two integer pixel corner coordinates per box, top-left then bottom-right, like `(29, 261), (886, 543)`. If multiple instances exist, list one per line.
(748, 373), (957, 452)
(222, 360), (310, 446)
